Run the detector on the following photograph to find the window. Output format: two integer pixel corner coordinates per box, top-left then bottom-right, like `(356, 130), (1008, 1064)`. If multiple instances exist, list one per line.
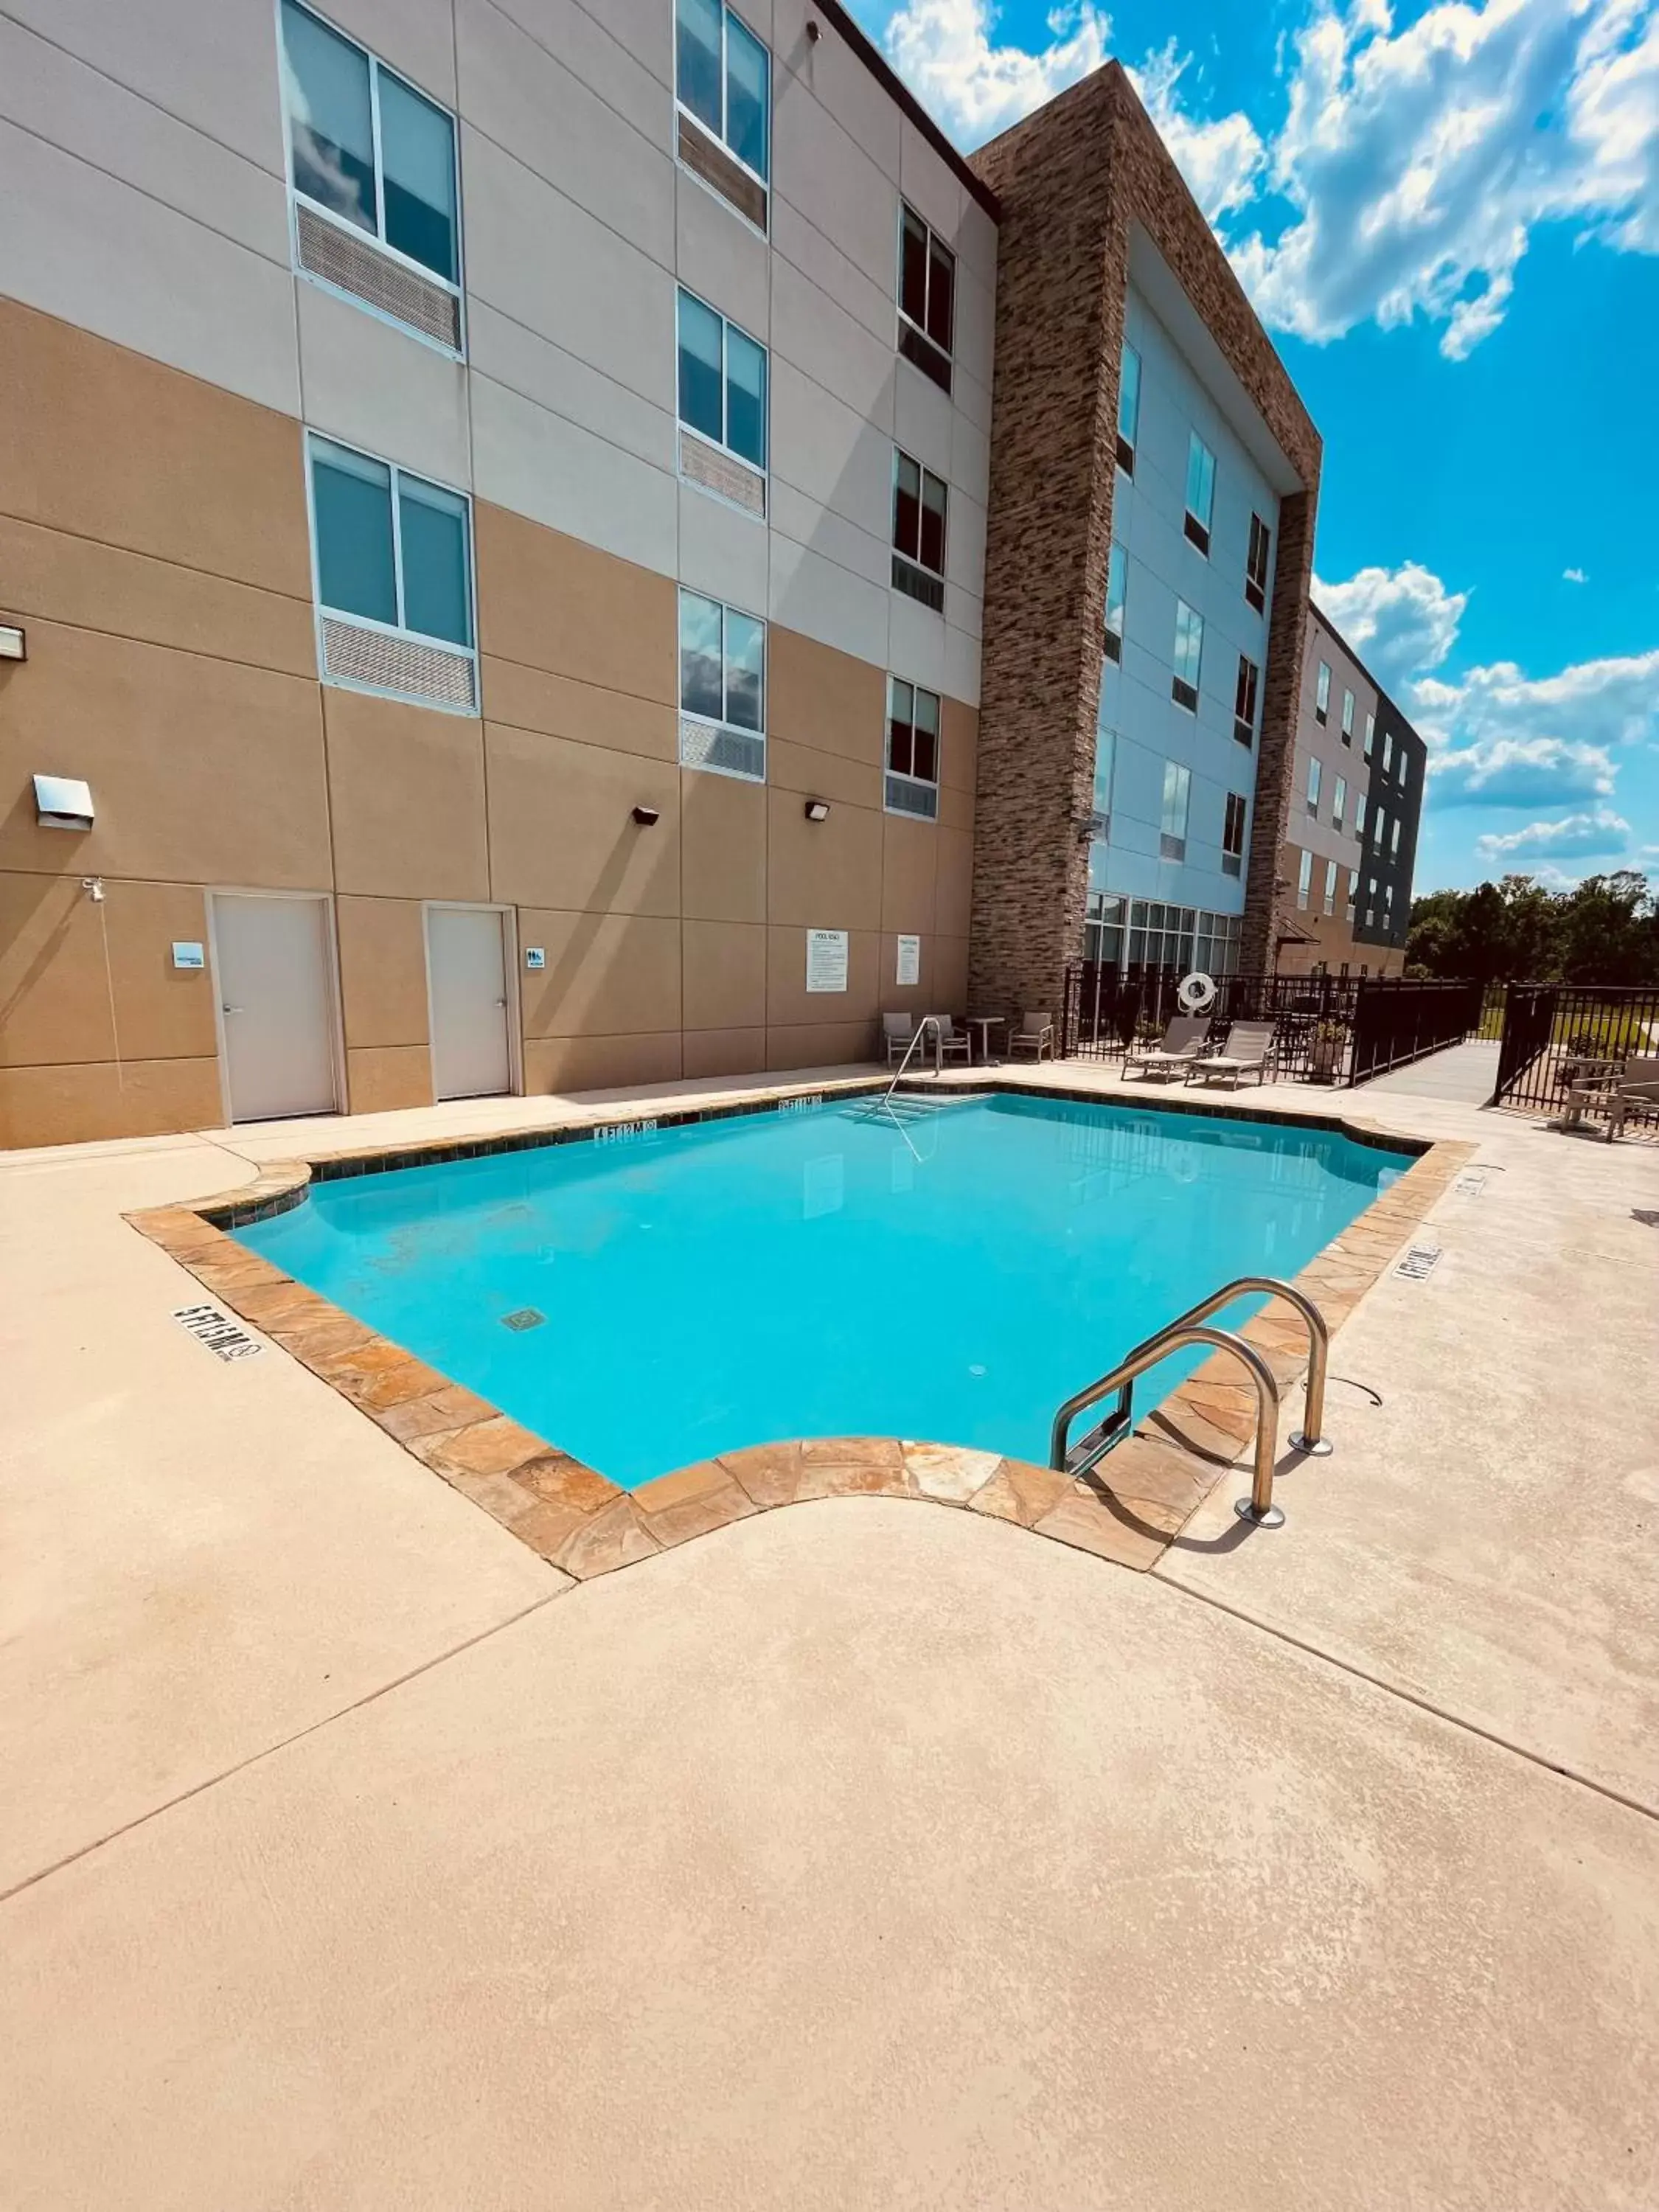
(1373, 805), (1387, 850)
(886, 677), (941, 818)
(1315, 658), (1331, 723)
(1382, 730), (1394, 775)
(1324, 859), (1338, 917)
(1307, 755), (1321, 816)
(678, 588), (766, 780)
(280, 2), (461, 343)
(1341, 687), (1354, 742)
(1160, 761), (1191, 861)
(307, 435), (475, 706)
(1103, 543), (1127, 662)
(1092, 723), (1116, 825)
(1222, 791), (1247, 876)
(891, 448), (947, 611)
(1245, 512), (1271, 612)
(1332, 774), (1346, 829)
(1085, 897), (1243, 976)
(1366, 875), (1378, 928)
(1391, 815), (1402, 857)
(1346, 869), (1358, 922)
(1297, 848), (1312, 911)
(1183, 433), (1216, 554)
(1116, 344), (1141, 474)
(676, 0), (769, 213)
(1397, 748), (1410, 792)
(1234, 653), (1259, 746)
(1363, 710), (1375, 761)
(897, 204), (955, 392)
(678, 288), (767, 484)
(1172, 599), (1203, 711)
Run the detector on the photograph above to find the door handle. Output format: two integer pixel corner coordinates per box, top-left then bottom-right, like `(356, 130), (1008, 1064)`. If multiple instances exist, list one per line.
(222, 1004), (243, 1015)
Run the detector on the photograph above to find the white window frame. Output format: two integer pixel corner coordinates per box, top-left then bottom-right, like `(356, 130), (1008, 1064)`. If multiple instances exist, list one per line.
(1116, 343), (1141, 472)
(1183, 431), (1216, 553)
(891, 445), (948, 583)
(677, 586), (768, 782)
(1245, 511), (1271, 613)
(1363, 710), (1376, 760)
(1307, 755), (1321, 815)
(1315, 658), (1331, 721)
(1222, 790), (1248, 872)
(1104, 542), (1127, 659)
(1391, 816), (1402, 857)
(1172, 599), (1203, 710)
(1340, 686), (1354, 740)
(884, 674), (942, 818)
(1332, 774), (1346, 829)
(304, 431), (479, 709)
(676, 285), (769, 487)
(1324, 859), (1338, 917)
(1298, 848), (1313, 911)
(896, 200), (956, 379)
(277, 0), (465, 357)
(673, 0), (771, 196)
(1160, 759), (1191, 860)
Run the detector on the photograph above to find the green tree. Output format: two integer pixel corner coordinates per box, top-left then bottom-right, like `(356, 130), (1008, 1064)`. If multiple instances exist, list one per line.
(1405, 872), (1659, 984)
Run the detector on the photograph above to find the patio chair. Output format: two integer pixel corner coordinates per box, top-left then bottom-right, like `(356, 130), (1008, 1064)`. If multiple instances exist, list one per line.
(1008, 1010), (1055, 1061)
(1186, 1020), (1276, 1088)
(1565, 1055), (1659, 1140)
(929, 1015), (973, 1066)
(882, 1012), (914, 1068)
(1123, 1014), (1210, 1079)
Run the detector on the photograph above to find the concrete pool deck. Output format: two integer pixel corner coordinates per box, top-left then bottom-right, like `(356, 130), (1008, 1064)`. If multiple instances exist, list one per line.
(2, 1059), (1658, 2206)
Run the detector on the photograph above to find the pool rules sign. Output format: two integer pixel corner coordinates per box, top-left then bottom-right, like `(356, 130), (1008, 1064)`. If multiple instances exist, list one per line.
(805, 928), (849, 993)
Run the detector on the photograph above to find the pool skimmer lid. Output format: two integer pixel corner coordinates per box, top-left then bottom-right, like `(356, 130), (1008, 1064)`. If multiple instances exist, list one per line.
(501, 1307), (546, 1332)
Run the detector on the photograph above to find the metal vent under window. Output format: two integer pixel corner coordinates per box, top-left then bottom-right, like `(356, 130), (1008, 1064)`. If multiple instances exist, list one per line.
(1103, 630), (1121, 664)
(1222, 852), (1242, 876)
(296, 206), (460, 351)
(892, 554), (945, 613)
(1245, 579), (1265, 614)
(679, 428), (765, 518)
(898, 321), (953, 394)
(1183, 513), (1211, 557)
(1160, 833), (1186, 861)
(680, 717), (765, 782)
(321, 616), (477, 711)
(884, 772), (939, 820)
(678, 114), (768, 230)
(1233, 716), (1253, 747)
(1116, 435), (1135, 475)
(1172, 677), (1198, 713)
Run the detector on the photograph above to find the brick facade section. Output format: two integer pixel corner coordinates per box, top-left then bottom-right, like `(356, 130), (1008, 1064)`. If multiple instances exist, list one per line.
(967, 66), (1323, 1011)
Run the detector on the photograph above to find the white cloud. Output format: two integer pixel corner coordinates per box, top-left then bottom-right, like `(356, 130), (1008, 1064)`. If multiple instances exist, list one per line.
(1225, 0), (1659, 359)
(880, 0), (1110, 144)
(1311, 561), (1467, 690)
(1475, 808), (1632, 859)
(1564, 566), (1590, 582)
(1430, 735), (1620, 807)
(1127, 41), (1267, 221)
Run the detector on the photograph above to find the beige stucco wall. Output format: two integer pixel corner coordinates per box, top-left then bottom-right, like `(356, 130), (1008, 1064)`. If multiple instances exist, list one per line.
(0, 303), (975, 1145)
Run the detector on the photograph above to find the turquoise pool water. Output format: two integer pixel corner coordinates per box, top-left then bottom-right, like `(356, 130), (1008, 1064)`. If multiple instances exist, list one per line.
(237, 1092), (1409, 1487)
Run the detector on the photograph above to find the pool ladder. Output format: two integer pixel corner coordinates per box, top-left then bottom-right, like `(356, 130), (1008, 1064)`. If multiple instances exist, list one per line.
(1048, 1277), (1332, 1529)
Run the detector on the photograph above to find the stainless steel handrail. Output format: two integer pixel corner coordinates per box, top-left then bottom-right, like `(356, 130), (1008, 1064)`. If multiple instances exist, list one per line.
(1171, 1275), (1332, 1455)
(1049, 1323), (1285, 1527)
(883, 1015), (944, 1099)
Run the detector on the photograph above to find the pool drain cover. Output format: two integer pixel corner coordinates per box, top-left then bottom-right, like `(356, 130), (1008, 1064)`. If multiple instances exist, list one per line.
(501, 1307), (546, 1332)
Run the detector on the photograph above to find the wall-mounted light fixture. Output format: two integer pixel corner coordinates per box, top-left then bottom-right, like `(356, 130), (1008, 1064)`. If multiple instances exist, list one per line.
(804, 799), (830, 823)
(0, 623), (25, 661)
(805, 18), (821, 41)
(631, 804), (661, 827)
(34, 773), (94, 831)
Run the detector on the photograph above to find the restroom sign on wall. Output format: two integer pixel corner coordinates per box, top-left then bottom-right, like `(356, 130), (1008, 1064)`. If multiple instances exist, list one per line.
(805, 928), (849, 992)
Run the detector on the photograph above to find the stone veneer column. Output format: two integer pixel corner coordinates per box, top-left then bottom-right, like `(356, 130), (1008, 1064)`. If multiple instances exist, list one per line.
(969, 66), (1323, 1009)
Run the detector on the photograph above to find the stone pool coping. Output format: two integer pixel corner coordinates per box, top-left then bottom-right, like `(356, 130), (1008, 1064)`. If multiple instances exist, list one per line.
(125, 1077), (1475, 1582)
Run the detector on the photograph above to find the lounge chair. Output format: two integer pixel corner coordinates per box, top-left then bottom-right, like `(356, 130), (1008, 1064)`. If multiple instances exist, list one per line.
(882, 1012), (915, 1068)
(1563, 1055), (1659, 1140)
(1123, 1014), (1209, 1079)
(1186, 1020), (1276, 1088)
(1008, 1010), (1055, 1060)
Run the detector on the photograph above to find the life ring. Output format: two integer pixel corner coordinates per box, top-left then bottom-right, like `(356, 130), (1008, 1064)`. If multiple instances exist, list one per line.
(1177, 970), (1217, 1013)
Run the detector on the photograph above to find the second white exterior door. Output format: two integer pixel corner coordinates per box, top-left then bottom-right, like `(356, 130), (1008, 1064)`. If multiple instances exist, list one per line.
(427, 905), (512, 1101)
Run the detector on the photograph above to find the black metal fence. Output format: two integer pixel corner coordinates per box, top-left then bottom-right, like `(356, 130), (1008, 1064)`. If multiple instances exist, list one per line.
(1061, 964), (1486, 1086)
(1488, 982), (1659, 1112)
(1347, 978), (1486, 1085)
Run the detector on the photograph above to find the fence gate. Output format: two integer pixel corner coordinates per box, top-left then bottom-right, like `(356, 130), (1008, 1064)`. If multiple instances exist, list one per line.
(1487, 981), (1659, 1113)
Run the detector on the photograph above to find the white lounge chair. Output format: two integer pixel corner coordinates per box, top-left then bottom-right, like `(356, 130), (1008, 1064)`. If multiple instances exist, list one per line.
(1124, 1014), (1210, 1079)
(1564, 1054), (1659, 1140)
(1186, 1020), (1276, 1088)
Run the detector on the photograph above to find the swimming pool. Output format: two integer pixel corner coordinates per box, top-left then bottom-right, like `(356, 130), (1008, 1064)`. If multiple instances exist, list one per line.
(237, 1091), (1410, 1487)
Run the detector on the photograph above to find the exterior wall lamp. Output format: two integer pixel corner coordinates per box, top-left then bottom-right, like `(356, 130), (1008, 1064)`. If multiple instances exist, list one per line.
(631, 804), (661, 826)
(804, 799), (830, 822)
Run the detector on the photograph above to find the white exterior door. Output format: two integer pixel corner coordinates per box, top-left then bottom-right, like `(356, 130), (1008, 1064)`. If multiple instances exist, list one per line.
(212, 894), (338, 1123)
(427, 905), (512, 1100)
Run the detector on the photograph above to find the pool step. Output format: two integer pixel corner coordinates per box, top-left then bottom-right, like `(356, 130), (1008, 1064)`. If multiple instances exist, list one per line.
(849, 1092), (973, 1124)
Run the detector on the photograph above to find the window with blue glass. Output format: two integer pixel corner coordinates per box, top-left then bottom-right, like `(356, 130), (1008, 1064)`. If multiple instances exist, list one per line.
(1183, 432), (1215, 554)
(280, 2), (459, 288)
(678, 289), (768, 472)
(1116, 344), (1141, 473)
(307, 435), (473, 652)
(676, 0), (770, 181)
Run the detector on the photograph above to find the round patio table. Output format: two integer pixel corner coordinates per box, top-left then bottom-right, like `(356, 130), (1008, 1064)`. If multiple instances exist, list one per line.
(966, 1015), (1009, 1066)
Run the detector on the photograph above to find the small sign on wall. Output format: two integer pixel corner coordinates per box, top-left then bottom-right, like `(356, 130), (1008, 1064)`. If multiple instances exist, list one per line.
(805, 928), (848, 993)
(524, 947), (546, 970)
(171, 942), (205, 970)
(896, 934), (921, 987)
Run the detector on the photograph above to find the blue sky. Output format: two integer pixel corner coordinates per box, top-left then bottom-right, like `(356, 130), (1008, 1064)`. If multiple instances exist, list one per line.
(846, 0), (1659, 894)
